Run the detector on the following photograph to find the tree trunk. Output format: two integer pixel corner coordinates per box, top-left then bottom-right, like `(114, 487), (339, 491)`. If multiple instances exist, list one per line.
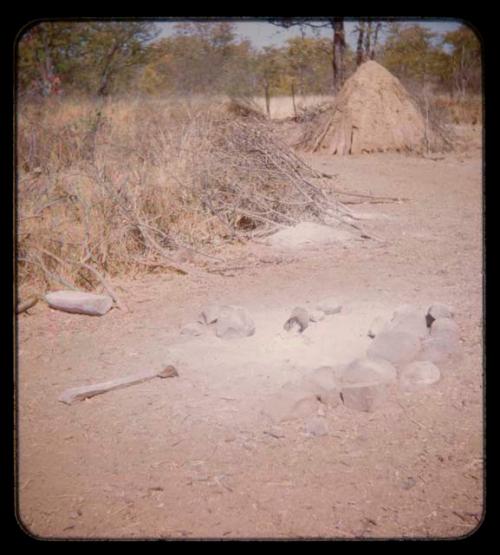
(332, 18), (346, 93)
(371, 22), (382, 60)
(364, 21), (372, 61)
(356, 21), (366, 66)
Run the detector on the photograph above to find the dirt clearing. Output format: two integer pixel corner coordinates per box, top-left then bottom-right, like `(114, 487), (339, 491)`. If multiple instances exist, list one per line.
(17, 147), (483, 539)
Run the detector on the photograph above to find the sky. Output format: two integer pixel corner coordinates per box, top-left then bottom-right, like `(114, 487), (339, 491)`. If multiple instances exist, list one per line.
(155, 18), (464, 50)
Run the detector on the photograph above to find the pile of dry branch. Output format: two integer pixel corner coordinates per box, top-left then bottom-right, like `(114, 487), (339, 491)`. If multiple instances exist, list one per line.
(17, 98), (362, 300)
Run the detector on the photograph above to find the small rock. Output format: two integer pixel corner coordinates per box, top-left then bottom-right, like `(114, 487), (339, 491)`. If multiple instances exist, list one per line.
(198, 304), (222, 325)
(215, 305), (255, 339)
(341, 383), (390, 413)
(367, 330), (421, 366)
(316, 297), (342, 315)
(399, 361), (441, 392)
(390, 306), (429, 339)
(418, 335), (459, 363)
(339, 358), (397, 413)
(426, 303), (454, 327)
(401, 477), (417, 490)
(284, 307), (309, 332)
(45, 290), (113, 316)
(180, 322), (205, 336)
(309, 310), (325, 323)
(367, 316), (389, 338)
(431, 317), (459, 339)
(300, 366), (340, 407)
(340, 357), (397, 386)
(418, 318), (461, 362)
(304, 416), (329, 437)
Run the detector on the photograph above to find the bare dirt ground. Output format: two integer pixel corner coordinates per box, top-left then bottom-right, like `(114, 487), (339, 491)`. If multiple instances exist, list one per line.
(17, 137), (483, 539)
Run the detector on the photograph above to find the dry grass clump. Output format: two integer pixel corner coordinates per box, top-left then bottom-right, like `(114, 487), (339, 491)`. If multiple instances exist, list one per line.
(430, 94), (482, 126)
(17, 96), (349, 299)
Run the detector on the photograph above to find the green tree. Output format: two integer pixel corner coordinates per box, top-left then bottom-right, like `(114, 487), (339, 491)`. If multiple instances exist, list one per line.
(442, 25), (481, 96)
(285, 37), (331, 94)
(146, 22), (257, 96)
(271, 17), (347, 92)
(18, 21), (159, 97)
(381, 23), (443, 88)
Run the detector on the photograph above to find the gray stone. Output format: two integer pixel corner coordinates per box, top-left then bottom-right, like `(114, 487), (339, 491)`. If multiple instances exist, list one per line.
(431, 317), (459, 339)
(180, 322), (205, 336)
(367, 316), (389, 338)
(198, 304), (222, 325)
(418, 335), (460, 363)
(215, 305), (255, 339)
(367, 330), (421, 366)
(390, 306), (429, 339)
(304, 416), (329, 437)
(399, 361), (441, 392)
(284, 307), (309, 332)
(340, 357), (397, 386)
(426, 303), (454, 327)
(309, 310), (325, 323)
(300, 366), (341, 407)
(45, 290), (113, 316)
(419, 318), (460, 362)
(316, 297), (342, 315)
(339, 358), (397, 413)
(341, 383), (390, 412)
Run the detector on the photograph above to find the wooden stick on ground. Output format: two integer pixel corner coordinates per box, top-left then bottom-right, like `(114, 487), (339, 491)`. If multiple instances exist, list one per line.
(16, 295), (40, 314)
(58, 365), (178, 405)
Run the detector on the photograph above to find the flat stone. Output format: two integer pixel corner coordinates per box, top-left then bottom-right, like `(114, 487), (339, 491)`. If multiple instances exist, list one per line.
(367, 330), (421, 366)
(367, 316), (389, 338)
(198, 304), (222, 325)
(419, 318), (460, 362)
(215, 305), (255, 339)
(180, 322), (205, 336)
(45, 290), (113, 316)
(426, 303), (454, 327)
(431, 317), (460, 339)
(309, 310), (325, 323)
(339, 358), (397, 413)
(399, 361), (441, 392)
(315, 297), (342, 315)
(390, 307), (429, 339)
(300, 366), (341, 407)
(418, 335), (460, 363)
(340, 357), (397, 386)
(341, 383), (390, 412)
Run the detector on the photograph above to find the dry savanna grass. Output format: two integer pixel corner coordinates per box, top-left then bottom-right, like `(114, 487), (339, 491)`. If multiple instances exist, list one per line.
(17, 95), (354, 301)
(16, 91), (480, 303)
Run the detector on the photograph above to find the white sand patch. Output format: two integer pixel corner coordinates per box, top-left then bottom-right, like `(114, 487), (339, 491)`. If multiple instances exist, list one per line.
(162, 300), (397, 427)
(266, 222), (354, 250)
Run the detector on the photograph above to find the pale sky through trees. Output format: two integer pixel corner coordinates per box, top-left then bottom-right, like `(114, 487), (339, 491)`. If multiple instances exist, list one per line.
(155, 19), (465, 50)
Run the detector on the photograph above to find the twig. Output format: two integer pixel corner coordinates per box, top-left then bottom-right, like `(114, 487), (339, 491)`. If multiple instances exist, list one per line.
(37, 247), (127, 311)
(331, 190), (409, 202)
(19, 255), (79, 291)
(16, 295), (40, 314)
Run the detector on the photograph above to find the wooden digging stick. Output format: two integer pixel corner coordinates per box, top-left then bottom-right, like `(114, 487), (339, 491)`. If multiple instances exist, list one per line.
(58, 365), (178, 405)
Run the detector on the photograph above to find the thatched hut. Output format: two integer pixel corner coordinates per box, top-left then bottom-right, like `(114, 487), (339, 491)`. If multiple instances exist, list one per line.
(301, 61), (438, 155)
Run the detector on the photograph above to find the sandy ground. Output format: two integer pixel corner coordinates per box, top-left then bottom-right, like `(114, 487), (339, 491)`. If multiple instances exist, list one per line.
(16, 142), (483, 539)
